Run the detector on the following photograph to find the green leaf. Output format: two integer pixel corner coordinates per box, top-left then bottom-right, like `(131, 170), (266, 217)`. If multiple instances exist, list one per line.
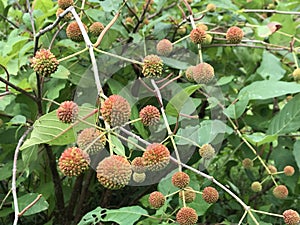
(9, 115), (26, 124)
(293, 140), (300, 173)
(78, 206), (148, 225)
(100, 0), (122, 12)
(15, 193), (49, 216)
(239, 81), (300, 100)
(244, 132), (277, 146)
(0, 95), (15, 111)
(51, 65), (70, 79)
(160, 57), (191, 70)
(165, 84), (202, 117)
(267, 94), (300, 135)
(223, 93), (249, 119)
(111, 135), (125, 156)
(216, 76), (234, 86)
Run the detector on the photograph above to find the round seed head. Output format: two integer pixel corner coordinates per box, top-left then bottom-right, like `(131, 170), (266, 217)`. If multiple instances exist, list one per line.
(58, 147), (90, 176)
(206, 3), (216, 12)
(156, 39), (173, 56)
(89, 22), (104, 37)
(132, 172), (146, 183)
(142, 54), (163, 77)
(66, 21), (88, 42)
(96, 155), (132, 190)
(283, 209), (300, 225)
(179, 187), (196, 203)
(242, 158), (253, 169)
(190, 27), (206, 44)
(292, 68), (300, 81)
(77, 128), (106, 154)
(268, 165), (277, 174)
(202, 186), (219, 203)
(143, 143), (170, 171)
(58, 0), (73, 9)
(100, 95), (131, 127)
(273, 185), (288, 199)
(131, 157), (147, 173)
(202, 34), (213, 45)
(31, 48), (59, 77)
(139, 105), (160, 126)
(199, 143), (215, 159)
(56, 8), (72, 21)
(56, 101), (78, 123)
(176, 207), (198, 225)
(284, 166), (295, 176)
(192, 63), (214, 84)
(196, 23), (208, 31)
(226, 26), (244, 44)
(148, 191), (165, 209)
(172, 171), (190, 189)
(185, 66), (195, 81)
(251, 181), (262, 192)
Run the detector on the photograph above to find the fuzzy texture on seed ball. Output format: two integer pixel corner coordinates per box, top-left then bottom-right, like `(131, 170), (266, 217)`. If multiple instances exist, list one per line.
(226, 26), (244, 44)
(284, 166), (295, 176)
(283, 209), (300, 225)
(206, 3), (216, 12)
(131, 157), (147, 173)
(172, 171), (190, 189)
(58, 0), (73, 9)
(199, 143), (215, 159)
(142, 54), (163, 77)
(273, 185), (288, 199)
(292, 68), (300, 81)
(156, 39), (173, 56)
(176, 207), (198, 225)
(56, 101), (78, 123)
(185, 66), (195, 81)
(143, 143), (170, 171)
(31, 49), (59, 77)
(89, 22), (104, 37)
(190, 27), (206, 44)
(66, 21), (88, 42)
(77, 127), (106, 154)
(96, 155), (132, 190)
(192, 63), (214, 84)
(251, 181), (262, 192)
(179, 187), (196, 203)
(202, 186), (219, 203)
(139, 105), (160, 126)
(268, 165), (277, 174)
(242, 158), (253, 169)
(58, 147), (90, 176)
(101, 95), (131, 127)
(148, 191), (165, 209)
(56, 8), (72, 21)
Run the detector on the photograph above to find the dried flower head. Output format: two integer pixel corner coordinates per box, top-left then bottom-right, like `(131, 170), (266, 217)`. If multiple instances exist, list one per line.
(143, 143), (170, 171)
(31, 49), (59, 76)
(56, 101), (78, 123)
(142, 54), (163, 77)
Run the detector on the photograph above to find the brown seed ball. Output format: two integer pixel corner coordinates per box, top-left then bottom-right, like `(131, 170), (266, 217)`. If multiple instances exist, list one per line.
(251, 181), (262, 192)
(202, 186), (219, 203)
(58, 147), (90, 176)
(142, 54), (163, 77)
(56, 101), (79, 123)
(30, 48), (59, 77)
(100, 95), (131, 127)
(148, 191), (165, 209)
(283, 209), (300, 225)
(176, 207), (198, 225)
(268, 165), (277, 174)
(196, 23), (208, 31)
(292, 68), (300, 81)
(96, 155), (132, 190)
(56, 8), (72, 21)
(58, 0), (73, 9)
(284, 166), (295, 176)
(199, 143), (215, 159)
(77, 127), (106, 154)
(132, 172), (146, 183)
(185, 66), (195, 81)
(190, 27), (206, 44)
(89, 22), (104, 37)
(143, 143), (170, 171)
(131, 157), (147, 173)
(242, 158), (253, 169)
(125, 17), (134, 26)
(192, 63), (215, 84)
(172, 171), (190, 189)
(206, 3), (216, 12)
(179, 187), (196, 203)
(66, 21), (88, 42)
(226, 26), (244, 44)
(273, 185), (288, 199)
(156, 39), (173, 56)
(139, 105), (160, 126)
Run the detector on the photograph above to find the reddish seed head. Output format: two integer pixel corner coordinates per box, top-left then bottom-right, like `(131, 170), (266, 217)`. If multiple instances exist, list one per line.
(142, 54), (163, 77)
(273, 185), (289, 199)
(31, 48), (59, 77)
(89, 22), (104, 37)
(58, 147), (90, 176)
(283, 209), (300, 225)
(139, 105), (160, 126)
(192, 63), (214, 84)
(176, 207), (198, 225)
(66, 21), (88, 42)
(148, 191), (165, 208)
(202, 186), (219, 203)
(226, 26), (244, 44)
(131, 157), (147, 173)
(56, 101), (78, 123)
(77, 127), (106, 154)
(143, 143), (170, 171)
(284, 165), (295, 176)
(156, 39), (173, 56)
(190, 27), (206, 44)
(57, 0), (73, 9)
(172, 171), (190, 189)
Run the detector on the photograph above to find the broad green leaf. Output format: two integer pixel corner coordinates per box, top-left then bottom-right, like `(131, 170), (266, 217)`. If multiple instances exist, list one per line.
(15, 193), (49, 216)
(9, 115), (26, 124)
(78, 206), (148, 225)
(216, 75), (234, 86)
(0, 95), (15, 111)
(100, 0), (122, 12)
(51, 65), (70, 79)
(256, 50), (285, 80)
(293, 140), (300, 172)
(244, 132), (277, 146)
(111, 135), (125, 156)
(239, 81), (300, 100)
(160, 57), (191, 70)
(165, 84), (202, 117)
(267, 94), (300, 135)
(223, 93), (249, 119)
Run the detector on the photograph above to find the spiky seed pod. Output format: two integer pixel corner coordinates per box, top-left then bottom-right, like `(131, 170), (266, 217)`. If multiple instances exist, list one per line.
(100, 95), (131, 127)
(142, 54), (163, 77)
(148, 191), (165, 209)
(226, 26), (244, 44)
(192, 63), (214, 84)
(196, 23), (208, 31)
(284, 165), (295, 176)
(131, 157), (147, 173)
(89, 22), (104, 37)
(202, 186), (219, 203)
(190, 27), (206, 44)
(58, 0), (73, 9)
(199, 143), (215, 159)
(251, 181), (262, 192)
(96, 155), (132, 190)
(143, 143), (170, 171)
(132, 172), (146, 183)
(77, 128), (106, 154)
(156, 39), (173, 56)
(268, 165), (277, 174)
(56, 8), (72, 21)
(58, 147), (90, 176)
(172, 172), (190, 189)
(31, 48), (59, 77)
(179, 187), (196, 203)
(206, 3), (216, 12)
(56, 101), (79, 123)
(273, 185), (288, 199)
(242, 158), (253, 169)
(176, 207), (198, 225)
(66, 21), (88, 42)
(185, 66), (195, 81)
(283, 209), (300, 225)
(292, 68), (300, 80)
(139, 105), (160, 126)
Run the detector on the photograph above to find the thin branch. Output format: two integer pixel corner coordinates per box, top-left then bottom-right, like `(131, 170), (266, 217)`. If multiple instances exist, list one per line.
(241, 9), (300, 15)
(18, 194), (42, 217)
(26, 0), (36, 36)
(0, 14), (19, 28)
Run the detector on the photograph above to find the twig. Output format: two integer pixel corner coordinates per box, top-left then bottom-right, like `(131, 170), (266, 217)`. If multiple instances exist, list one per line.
(18, 194), (42, 217)
(241, 9), (300, 15)
(26, 0), (36, 36)
(0, 14), (19, 28)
